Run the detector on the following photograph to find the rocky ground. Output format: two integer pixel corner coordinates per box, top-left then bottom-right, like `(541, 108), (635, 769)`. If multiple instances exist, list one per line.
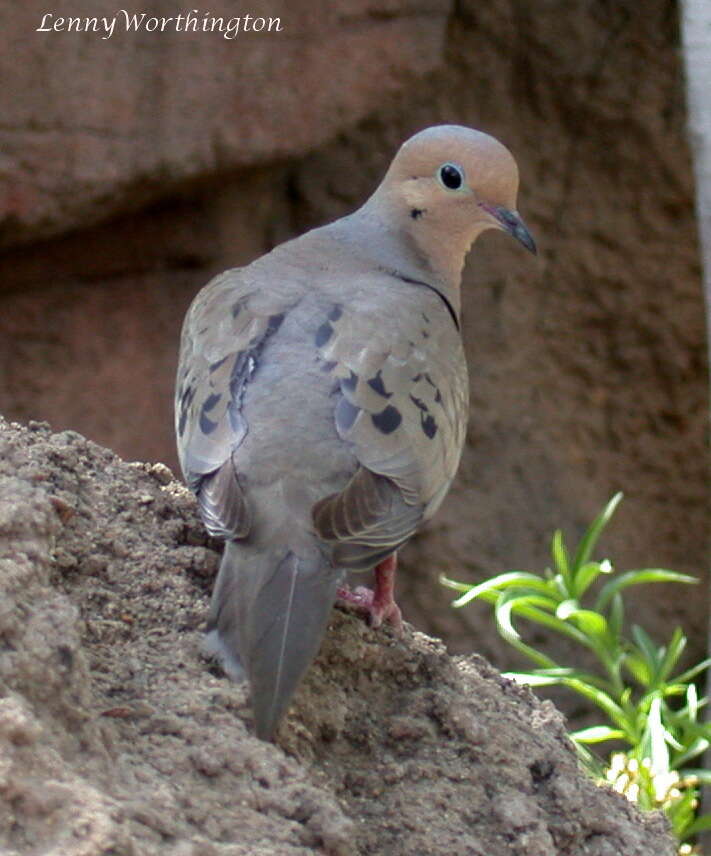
(0, 416), (674, 855)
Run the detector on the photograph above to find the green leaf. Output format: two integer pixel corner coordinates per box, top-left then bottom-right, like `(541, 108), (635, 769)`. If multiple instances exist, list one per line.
(491, 591), (614, 670)
(571, 740), (603, 777)
(559, 677), (634, 736)
(595, 570), (697, 614)
(657, 627), (686, 683)
(571, 725), (625, 744)
(551, 529), (570, 582)
(552, 574), (570, 600)
(508, 666), (616, 694)
(667, 689), (707, 726)
(445, 572), (555, 608)
(673, 657), (711, 685)
(439, 575), (471, 593)
(503, 672), (562, 687)
(495, 594), (554, 643)
(623, 653), (653, 688)
(608, 592), (624, 641)
(668, 787), (700, 838)
(662, 730), (684, 753)
(556, 599), (577, 620)
(682, 769), (711, 786)
(573, 561), (611, 600)
(555, 601), (609, 637)
(572, 492), (623, 571)
(615, 690), (640, 740)
(495, 592), (592, 649)
(672, 736), (709, 769)
(658, 683), (690, 700)
(686, 682), (698, 722)
(641, 697), (670, 777)
(682, 812), (711, 837)
(631, 625), (661, 675)
(555, 599), (578, 617)
(487, 593), (563, 669)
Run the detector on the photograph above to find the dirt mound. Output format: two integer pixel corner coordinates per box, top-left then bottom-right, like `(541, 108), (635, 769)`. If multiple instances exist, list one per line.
(0, 417), (673, 855)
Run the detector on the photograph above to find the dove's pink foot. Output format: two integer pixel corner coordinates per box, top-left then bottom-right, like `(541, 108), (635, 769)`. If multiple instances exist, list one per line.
(337, 553), (403, 632)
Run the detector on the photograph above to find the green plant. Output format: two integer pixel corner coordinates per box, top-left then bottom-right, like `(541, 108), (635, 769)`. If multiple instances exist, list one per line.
(441, 494), (711, 853)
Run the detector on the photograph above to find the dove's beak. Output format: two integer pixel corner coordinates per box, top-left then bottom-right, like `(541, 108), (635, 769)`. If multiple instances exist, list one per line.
(481, 204), (537, 255)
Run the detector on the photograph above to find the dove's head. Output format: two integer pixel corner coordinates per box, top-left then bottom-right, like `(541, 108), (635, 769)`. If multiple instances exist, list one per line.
(371, 124), (535, 286)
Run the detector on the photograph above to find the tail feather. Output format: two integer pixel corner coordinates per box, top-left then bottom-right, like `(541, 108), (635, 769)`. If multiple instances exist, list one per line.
(203, 627), (245, 683)
(208, 541), (343, 740)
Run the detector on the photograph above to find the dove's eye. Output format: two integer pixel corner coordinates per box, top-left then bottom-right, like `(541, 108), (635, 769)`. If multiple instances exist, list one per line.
(438, 163), (464, 190)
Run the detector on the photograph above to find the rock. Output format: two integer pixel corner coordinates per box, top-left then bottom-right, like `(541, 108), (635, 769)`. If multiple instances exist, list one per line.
(0, 0), (449, 247)
(0, 416), (676, 854)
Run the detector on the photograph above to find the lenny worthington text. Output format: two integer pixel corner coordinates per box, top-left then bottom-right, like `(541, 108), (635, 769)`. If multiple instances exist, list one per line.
(37, 10), (283, 39)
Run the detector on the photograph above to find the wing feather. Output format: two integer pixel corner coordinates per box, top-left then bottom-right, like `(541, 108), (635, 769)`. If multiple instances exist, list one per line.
(311, 287), (468, 566)
(175, 268), (295, 539)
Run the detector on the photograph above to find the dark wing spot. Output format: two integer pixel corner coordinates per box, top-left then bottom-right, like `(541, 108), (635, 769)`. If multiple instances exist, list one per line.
(372, 405), (402, 435)
(200, 411), (219, 435)
(179, 385), (196, 407)
(209, 355), (230, 373)
(410, 208), (424, 219)
(409, 394), (436, 437)
(409, 394), (427, 413)
(341, 371), (358, 391)
(231, 297), (249, 319)
(335, 397), (360, 432)
(203, 392), (222, 412)
(328, 305), (343, 322)
(228, 311), (287, 421)
(421, 329), (430, 339)
(229, 351), (251, 393)
(421, 414), (437, 438)
(266, 313), (285, 335)
(315, 322), (334, 347)
(177, 385), (196, 437)
(434, 389), (442, 404)
(367, 370), (391, 398)
(422, 312), (430, 323)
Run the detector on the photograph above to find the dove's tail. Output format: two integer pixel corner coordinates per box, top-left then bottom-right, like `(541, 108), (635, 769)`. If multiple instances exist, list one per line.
(205, 540), (342, 740)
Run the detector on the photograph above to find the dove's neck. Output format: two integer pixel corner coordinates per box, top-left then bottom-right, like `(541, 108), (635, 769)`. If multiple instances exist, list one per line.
(334, 196), (465, 319)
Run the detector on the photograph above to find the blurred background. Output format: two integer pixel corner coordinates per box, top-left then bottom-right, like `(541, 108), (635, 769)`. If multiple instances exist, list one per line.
(0, 0), (708, 671)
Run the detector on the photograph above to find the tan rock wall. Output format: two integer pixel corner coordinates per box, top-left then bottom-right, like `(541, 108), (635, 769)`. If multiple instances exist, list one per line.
(0, 0), (449, 244)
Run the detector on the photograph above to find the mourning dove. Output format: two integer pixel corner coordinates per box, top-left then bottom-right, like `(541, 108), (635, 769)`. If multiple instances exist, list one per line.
(175, 124), (536, 740)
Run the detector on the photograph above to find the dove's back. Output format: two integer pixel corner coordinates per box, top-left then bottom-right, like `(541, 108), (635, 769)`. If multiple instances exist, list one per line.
(176, 218), (468, 738)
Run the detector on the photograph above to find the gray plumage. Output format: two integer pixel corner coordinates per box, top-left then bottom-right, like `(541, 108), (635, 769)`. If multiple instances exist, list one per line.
(175, 125), (535, 739)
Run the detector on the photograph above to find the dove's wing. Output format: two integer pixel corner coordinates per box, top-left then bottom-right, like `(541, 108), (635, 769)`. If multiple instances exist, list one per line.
(175, 267), (298, 539)
(312, 277), (469, 568)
